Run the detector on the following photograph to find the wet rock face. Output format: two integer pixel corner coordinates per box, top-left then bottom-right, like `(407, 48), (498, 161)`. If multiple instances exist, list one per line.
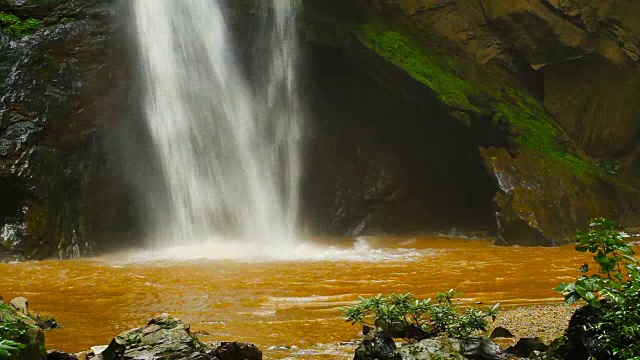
(303, 0), (640, 246)
(300, 45), (500, 236)
(481, 147), (640, 246)
(385, 0), (640, 157)
(0, 0), (637, 253)
(0, 0), (134, 260)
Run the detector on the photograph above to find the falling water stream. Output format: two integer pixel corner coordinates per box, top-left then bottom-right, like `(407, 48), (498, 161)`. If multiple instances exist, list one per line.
(132, 0), (301, 249)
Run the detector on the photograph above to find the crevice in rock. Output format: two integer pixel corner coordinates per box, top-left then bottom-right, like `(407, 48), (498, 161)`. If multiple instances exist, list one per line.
(0, 177), (25, 222)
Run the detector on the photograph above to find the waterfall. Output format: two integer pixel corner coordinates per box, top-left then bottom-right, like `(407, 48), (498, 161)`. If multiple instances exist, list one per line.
(131, 0), (301, 249)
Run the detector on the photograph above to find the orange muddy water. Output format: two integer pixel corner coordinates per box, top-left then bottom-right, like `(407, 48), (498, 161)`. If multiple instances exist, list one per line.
(0, 237), (594, 359)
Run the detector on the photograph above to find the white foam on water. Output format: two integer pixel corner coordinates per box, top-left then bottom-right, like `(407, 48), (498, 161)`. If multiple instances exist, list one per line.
(102, 237), (431, 264)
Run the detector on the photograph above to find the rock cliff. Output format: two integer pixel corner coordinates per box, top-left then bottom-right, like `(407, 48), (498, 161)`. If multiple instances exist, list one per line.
(1, 0), (639, 257)
(0, 0), (135, 260)
(302, 0), (640, 245)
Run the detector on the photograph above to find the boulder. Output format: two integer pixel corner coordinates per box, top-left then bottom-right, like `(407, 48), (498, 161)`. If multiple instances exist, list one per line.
(355, 335), (504, 360)
(105, 313), (215, 360)
(9, 297), (28, 315)
(505, 337), (549, 358)
(47, 350), (78, 360)
(488, 327), (514, 339)
(211, 342), (262, 360)
(391, 338), (465, 360)
(7, 297), (58, 330)
(460, 337), (507, 360)
(548, 304), (605, 360)
(36, 314), (59, 330)
(354, 331), (397, 360)
(94, 338), (125, 360)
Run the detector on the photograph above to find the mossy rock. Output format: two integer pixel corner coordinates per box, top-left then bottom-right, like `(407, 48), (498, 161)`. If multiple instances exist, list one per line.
(0, 303), (46, 360)
(0, 12), (41, 36)
(313, 5), (640, 245)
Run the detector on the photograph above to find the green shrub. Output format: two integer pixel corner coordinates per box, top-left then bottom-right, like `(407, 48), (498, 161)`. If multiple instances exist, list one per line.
(0, 12), (41, 36)
(555, 218), (640, 359)
(341, 290), (499, 341)
(0, 304), (27, 359)
(0, 339), (24, 358)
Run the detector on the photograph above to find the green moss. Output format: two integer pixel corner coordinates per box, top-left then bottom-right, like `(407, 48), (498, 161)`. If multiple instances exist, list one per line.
(356, 21), (615, 181)
(0, 12), (41, 37)
(359, 24), (481, 115)
(492, 88), (612, 179)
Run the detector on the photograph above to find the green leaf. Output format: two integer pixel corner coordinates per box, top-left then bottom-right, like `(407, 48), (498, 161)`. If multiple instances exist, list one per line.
(575, 285), (597, 302)
(619, 246), (635, 256)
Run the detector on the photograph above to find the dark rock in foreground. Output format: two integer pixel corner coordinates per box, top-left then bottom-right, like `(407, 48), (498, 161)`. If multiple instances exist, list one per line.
(460, 337), (506, 360)
(7, 296), (59, 330)
(488, 327), (514, 339)
(392, 338), (466, 360)
(354, 331), (397, 360)
(93, 313), (261, 360)
(47, 350), (78, 360)
(505, 337), (549, 358)
(354, 331), (505, 360)
(99, 313), (214, 360)
(546, 304), (605, 360)
(212, 342), (262, 360)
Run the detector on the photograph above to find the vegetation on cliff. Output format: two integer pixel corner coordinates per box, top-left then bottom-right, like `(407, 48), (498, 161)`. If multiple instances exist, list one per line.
(357, 21), (603, 181)
(0, 12), (40, 36)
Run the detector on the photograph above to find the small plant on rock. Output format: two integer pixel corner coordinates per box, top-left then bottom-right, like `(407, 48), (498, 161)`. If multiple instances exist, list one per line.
(0, 12), (41, 37)
(554, 217), (640, 359)
(0, 339), (24, 358)
(341, 289), (499, 341)
(0, 303), (27, 359)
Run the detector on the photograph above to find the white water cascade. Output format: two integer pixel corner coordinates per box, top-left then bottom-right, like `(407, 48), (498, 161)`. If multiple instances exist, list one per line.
(131, 0), (302, 250)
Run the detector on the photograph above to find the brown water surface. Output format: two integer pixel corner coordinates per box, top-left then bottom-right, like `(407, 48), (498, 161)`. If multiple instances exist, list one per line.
(0, 237), (593, 359)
